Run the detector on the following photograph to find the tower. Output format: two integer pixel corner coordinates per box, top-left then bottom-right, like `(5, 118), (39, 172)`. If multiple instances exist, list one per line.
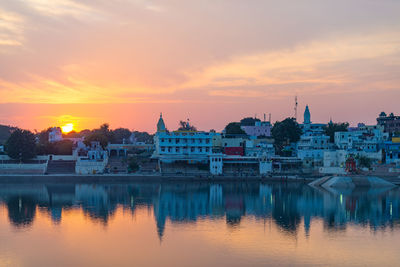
(294, 96), (298, 121)
(304, 105), (311, 124)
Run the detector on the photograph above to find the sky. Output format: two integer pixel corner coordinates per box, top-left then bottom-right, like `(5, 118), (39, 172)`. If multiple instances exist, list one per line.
(0, 0), (399, 133)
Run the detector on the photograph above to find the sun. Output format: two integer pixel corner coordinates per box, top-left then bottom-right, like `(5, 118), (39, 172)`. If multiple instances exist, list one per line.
(61, 123), (74, 133)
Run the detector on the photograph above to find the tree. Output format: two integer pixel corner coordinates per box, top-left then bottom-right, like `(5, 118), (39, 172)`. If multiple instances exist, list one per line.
(6, 129), (37, 161)
(84, 131), (109, 148)
(224, 122), (246, 136)
(37, 127), (52, 145)
(0, 124), (17, 145)
(112, 128), (132, 144)
(240, 117), (261, 126)
(178, 120), (197, 131)
(128, 158), (139, 173)
(356, 155), (372, 169)
(271, 118), (301, 155)
(323, 122), (349, 143)
(132, 131), (153, 144)
(84, 123), (115, 147)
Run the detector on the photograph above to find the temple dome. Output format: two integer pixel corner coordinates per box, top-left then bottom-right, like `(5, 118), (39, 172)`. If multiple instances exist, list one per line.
(157, 113), (166, 132)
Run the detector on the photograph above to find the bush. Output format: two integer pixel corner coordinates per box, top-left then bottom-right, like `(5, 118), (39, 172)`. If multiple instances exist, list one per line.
(357, 155), (372, 169)
(128, 159), (139, 173)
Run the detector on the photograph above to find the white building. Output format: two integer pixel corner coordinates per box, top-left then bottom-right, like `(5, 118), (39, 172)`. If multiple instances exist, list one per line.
(48, 127), (63, 143)
(153, 114), (220, 164)
(334, 124), (388, 151)
(297, 134), (330, 168)
(75, 141), (108, 175)
(153, 114), (273, 176)
(296, 106), (330, 169)
(245, 139), (275, 158)
(300, 105), (326, 135)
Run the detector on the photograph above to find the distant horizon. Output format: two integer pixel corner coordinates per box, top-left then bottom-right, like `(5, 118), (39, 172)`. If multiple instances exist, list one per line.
(0, 100), (396, 134)
(1, 1), (399, 133)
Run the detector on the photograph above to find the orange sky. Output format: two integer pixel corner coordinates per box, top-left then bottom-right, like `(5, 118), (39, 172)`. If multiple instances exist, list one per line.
(0, 0), (399, 133)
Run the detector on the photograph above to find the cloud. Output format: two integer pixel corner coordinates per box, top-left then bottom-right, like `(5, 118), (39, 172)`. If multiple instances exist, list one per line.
(0, 0), (399, 107)
(0, 8), (24, 49)
(181, 31), (400, 98)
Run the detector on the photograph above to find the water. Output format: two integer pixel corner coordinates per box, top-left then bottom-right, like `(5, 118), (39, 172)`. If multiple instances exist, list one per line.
(0, 181), (399, 267)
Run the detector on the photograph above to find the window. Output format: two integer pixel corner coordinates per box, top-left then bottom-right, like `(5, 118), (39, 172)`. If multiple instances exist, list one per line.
(169, 139), (172, 143)
(191, 147), (195, 152)
(199, 148), (203, 152)
(161, 139), (165, 142)
(168, 148), (172, 152)
(161, 147), (165, 152)
(205, 147), (209, 152)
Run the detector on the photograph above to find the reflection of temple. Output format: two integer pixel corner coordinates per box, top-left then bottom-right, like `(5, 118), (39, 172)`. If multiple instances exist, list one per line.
(0, 182), (399, 237)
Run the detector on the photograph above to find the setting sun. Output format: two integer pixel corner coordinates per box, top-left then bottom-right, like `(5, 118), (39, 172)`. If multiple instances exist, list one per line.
(61, 123), (74, 133)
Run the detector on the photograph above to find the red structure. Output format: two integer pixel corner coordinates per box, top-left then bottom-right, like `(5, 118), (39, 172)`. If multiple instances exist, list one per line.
(224, 147), (244, 156)
(345, 157), (357, 173)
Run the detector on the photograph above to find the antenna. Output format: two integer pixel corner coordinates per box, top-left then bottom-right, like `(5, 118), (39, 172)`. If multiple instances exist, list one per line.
(294, 95), (298, 121)
(269, 113), (271, 123)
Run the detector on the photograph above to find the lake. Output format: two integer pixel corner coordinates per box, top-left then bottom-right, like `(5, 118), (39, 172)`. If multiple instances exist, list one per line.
(0, 181), (399, 266)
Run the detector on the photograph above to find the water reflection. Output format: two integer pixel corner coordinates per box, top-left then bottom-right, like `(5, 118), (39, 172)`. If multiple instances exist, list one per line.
(0, 182), (399, 236)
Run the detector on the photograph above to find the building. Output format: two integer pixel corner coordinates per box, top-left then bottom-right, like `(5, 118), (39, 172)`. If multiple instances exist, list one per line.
(384, 138), (400, 165)
(334, 125), (388, 151)
(245, 139), (275, 158)
(300, 105), (326, 135)
(297, 134), (330, 168)
(221, 137), (245, 156)
(153, 114), (274, 176)
(296, 105), (330, 169)
(377, 112), (400, 134)
(48, 127), (63, 143)
(241, 120), (271, 138)
(153, 114), (219, 165)
(75, 141), (108, 175)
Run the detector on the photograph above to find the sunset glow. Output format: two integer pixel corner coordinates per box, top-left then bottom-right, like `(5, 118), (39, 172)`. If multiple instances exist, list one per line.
(0, 0), (399, 132)
(61, 123), (73, 133)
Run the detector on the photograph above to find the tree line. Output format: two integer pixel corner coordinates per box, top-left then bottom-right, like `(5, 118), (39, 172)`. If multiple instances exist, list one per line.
(4, 124), (153, 161)
(3, 119), (350, 161)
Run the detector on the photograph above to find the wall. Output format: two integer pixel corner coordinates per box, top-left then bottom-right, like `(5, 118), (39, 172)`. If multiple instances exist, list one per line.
(75, 159), (107, 175)
(319, 167), (346, 175)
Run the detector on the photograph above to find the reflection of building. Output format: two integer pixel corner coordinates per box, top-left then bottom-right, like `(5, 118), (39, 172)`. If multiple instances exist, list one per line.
(0, 182), (399, 237)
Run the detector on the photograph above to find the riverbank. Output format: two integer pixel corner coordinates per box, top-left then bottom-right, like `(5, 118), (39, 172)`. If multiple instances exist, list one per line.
(0, 173), (399, 185)
(0, 174), (314, 183)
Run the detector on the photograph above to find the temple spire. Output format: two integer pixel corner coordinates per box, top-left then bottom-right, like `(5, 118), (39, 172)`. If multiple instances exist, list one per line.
(157, 113), (166, 132)
(304, 105), (311, 124)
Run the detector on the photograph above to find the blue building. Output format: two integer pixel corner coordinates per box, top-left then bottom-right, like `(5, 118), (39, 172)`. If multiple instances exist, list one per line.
(384, 139), (400, 165)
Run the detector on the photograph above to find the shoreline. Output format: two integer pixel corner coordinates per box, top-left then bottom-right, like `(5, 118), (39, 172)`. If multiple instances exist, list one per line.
(0, 174), (314, 183)
(0, 173), (398, 184)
